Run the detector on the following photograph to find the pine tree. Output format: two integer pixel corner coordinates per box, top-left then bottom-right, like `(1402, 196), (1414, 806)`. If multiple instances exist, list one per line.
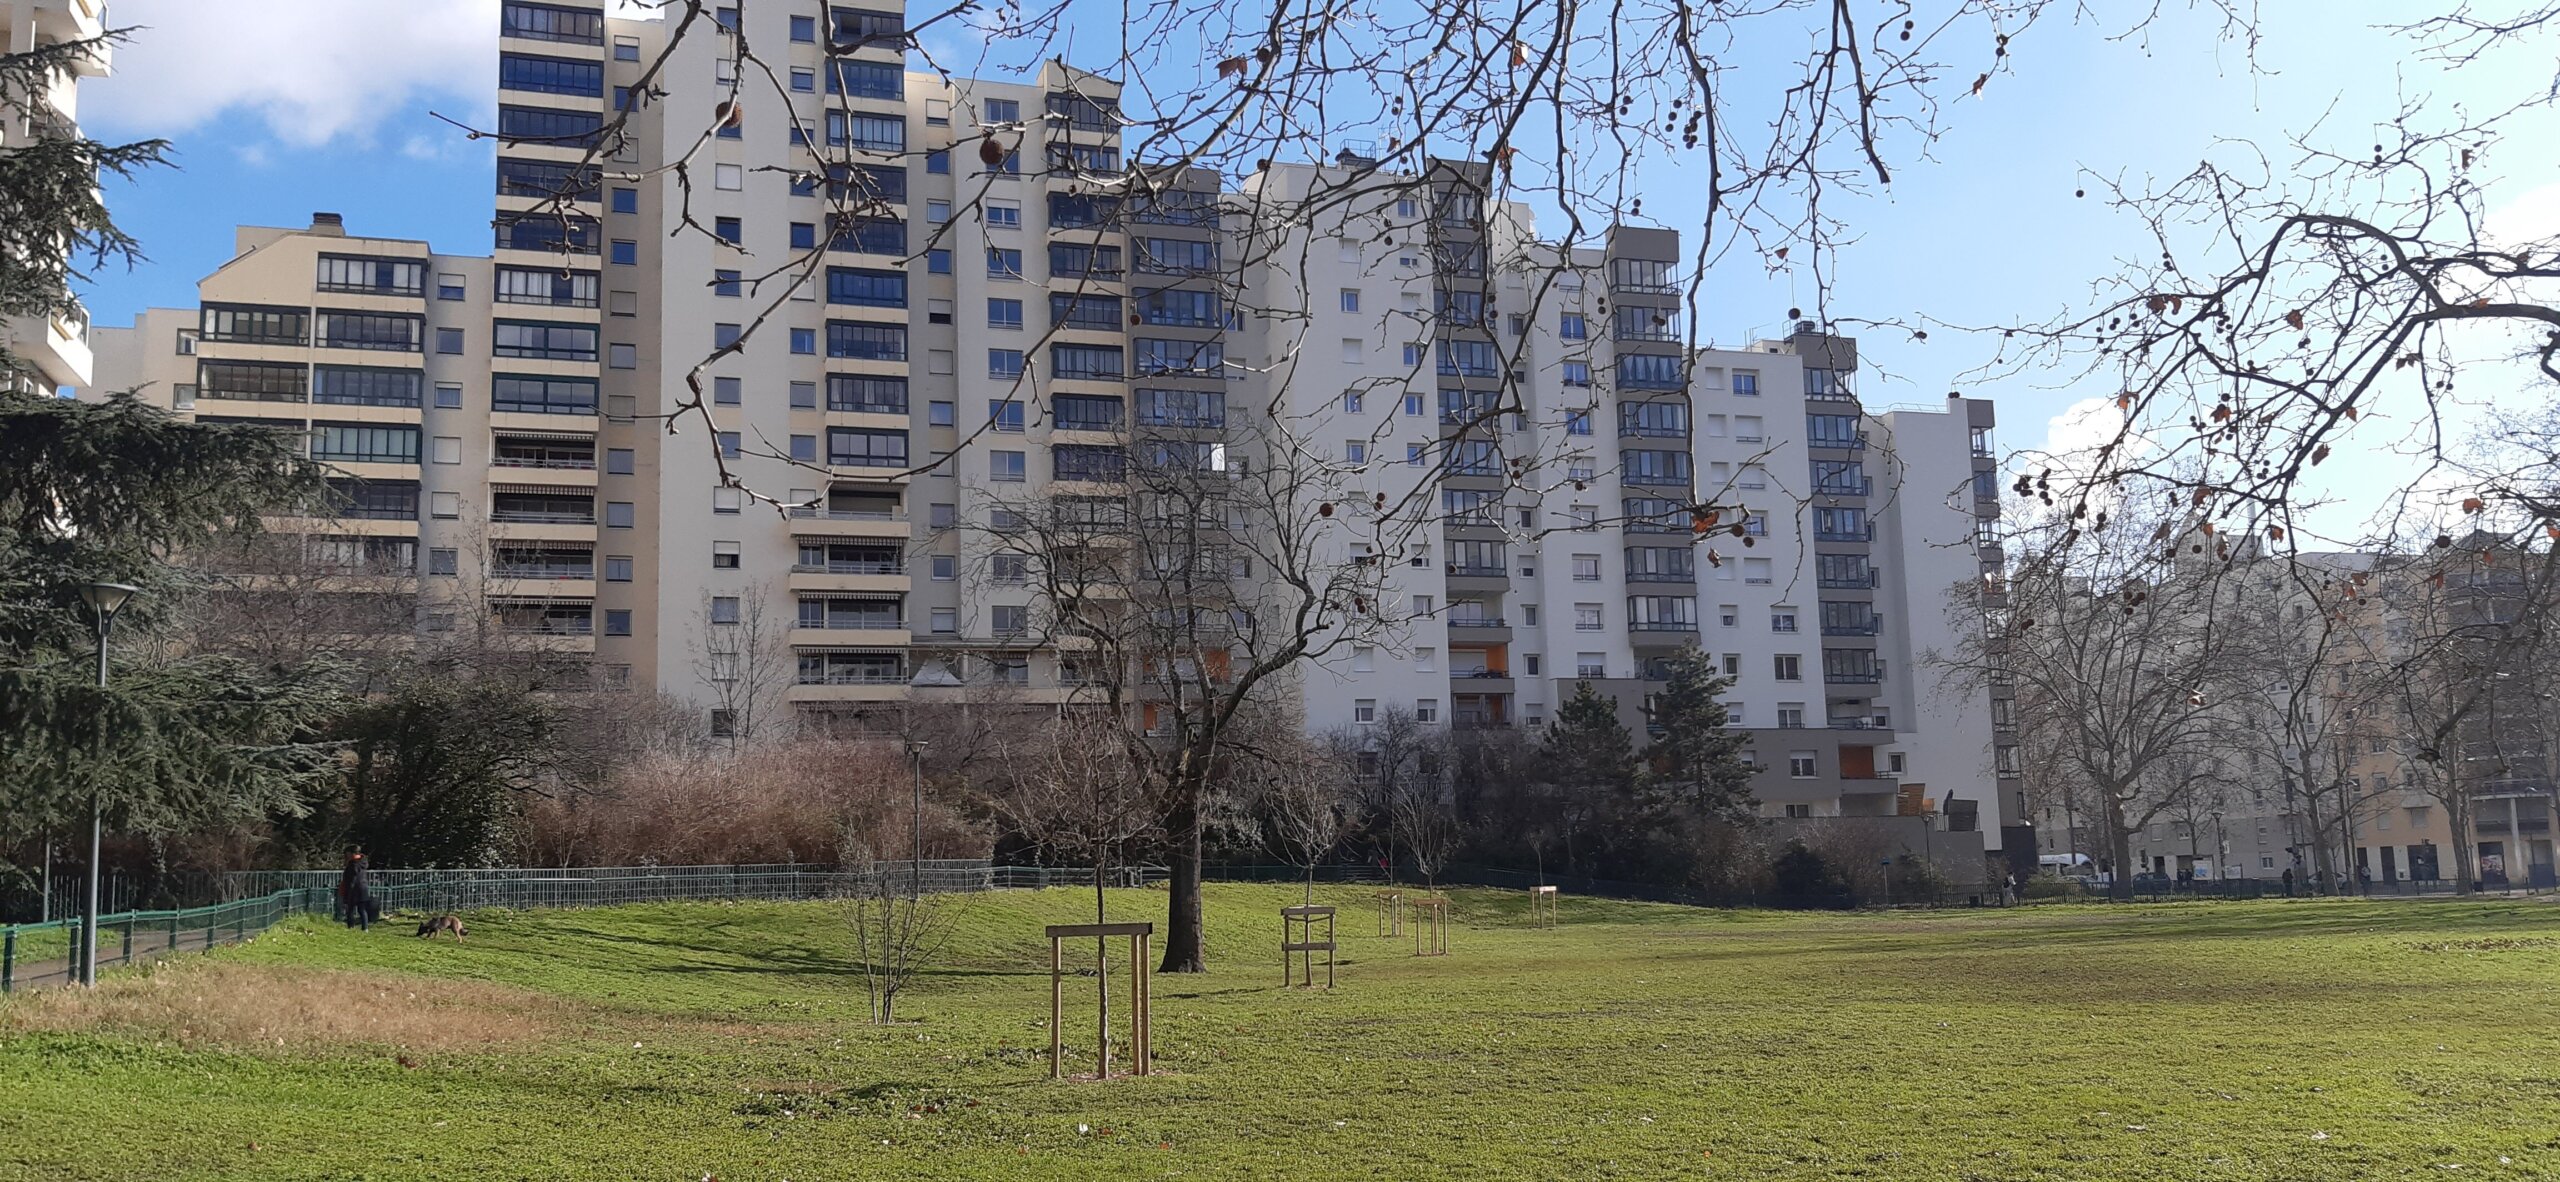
(0, 32), (167, 380)
(1542, 680), (1639, 797)
(1641, 645), (1758, 822)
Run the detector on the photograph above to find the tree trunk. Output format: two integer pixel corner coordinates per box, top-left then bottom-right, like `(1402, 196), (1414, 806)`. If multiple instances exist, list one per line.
(1159, 787), (1207, 973)
(2105, 789), (2135, 902)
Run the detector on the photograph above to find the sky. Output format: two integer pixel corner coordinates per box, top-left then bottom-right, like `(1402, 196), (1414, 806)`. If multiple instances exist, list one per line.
(68, 0), (2560, 540)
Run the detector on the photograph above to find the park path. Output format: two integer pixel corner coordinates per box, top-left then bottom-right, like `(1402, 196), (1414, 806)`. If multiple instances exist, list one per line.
(5, 924), (251, 992)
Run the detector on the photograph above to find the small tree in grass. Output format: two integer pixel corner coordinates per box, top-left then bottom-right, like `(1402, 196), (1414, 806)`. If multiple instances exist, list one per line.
(845, 841), (963, 1025)
(1247, 730), (1359, 904)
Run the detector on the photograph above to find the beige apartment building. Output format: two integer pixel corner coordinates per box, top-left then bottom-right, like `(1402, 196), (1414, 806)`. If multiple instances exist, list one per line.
(1, 0), (110, 394)
(87, 0), (2020, 845)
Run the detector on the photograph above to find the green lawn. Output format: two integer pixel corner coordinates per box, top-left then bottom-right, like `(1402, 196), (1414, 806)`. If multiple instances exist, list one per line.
(4, 885), (2557, 1180)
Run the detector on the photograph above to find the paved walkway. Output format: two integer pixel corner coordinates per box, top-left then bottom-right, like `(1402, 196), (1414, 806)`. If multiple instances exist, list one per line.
(5, 926), (240, 992)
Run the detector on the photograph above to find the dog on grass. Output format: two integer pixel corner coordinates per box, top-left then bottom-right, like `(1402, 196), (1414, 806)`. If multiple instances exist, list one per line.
(414, 914), (468, 942)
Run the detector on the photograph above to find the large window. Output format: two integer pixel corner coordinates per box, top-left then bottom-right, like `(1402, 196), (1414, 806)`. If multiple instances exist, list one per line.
(1807, 413), (1861, 448)
(495, 213), (600, 254)
(1621, 497), (1686, 532)
(491, 374), (599, 414)
(1136, 287), (1221, 327)
(196, 360), (307, 402)
(1134, 338), (1223, 376)
(1128, 189), (1218, 226)
(1615, 353), (1685, 390)
(315, 311), (423, 352)
(493, 320), (599, 361)
(1613, 304), (1682, 341)
(826, 111), (905, 151)
(313, 365), (423, 408)
(825, 321), (907, 360)
(829, 6), (904, 48)
(829, 216), (905, 255)
(1814, 506), (1869, 542)
(1050, 243), (1122, 278)
(1053, 394), (1123, 431)
(1608, 257), (1678, 293)
(1049, 193), (1120, 229)
(826, 374), (909, 413)
(495, 266), (598, 307)
(496, 157), (602, 201)
(1053, 444), (1127, 482)
(501, 1), (603, 43)
(1624, 546), (1696, 581)
(1817, 553), (1873, 588)
(1619, 400), (1688, 437)
(314, 255), (424, 296)
(499, 52), (604, 96)
(1812, 460), (1868, 495)
(1135, 387), (1224, 428)
(1627, 595), (1699, 630)
(1046, 90), (1119, 131)
(1049, 294), (1122, 329)
(497, 105), (607, 149)
(199, 304), (306, 345)
(1141, 237), (1218, 272)
(824, 59), (903, 98)
(324, 477), (420, 521)
(1442, 488), (1502, 525)
(827, 428), (909, 468)
(1051, 344), (1125, 380)
(826, 267), (907, 307)
(311, 423), (421, 464)
(1047, 142), (1121, 173)
(1435, 339), (1498, 377)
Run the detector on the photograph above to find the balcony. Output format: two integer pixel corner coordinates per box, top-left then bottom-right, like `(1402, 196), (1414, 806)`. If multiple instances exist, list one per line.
(1446, 616), (1513, 642)
(491, 561), (595, 581)
(1626, 568), (1695, 584)
(490, 507), (595, 525)
(793, 559), (903, 575)
(1818, 572), (1878, 590)
(1813, 482), (1873, 498)
(1815, 525), (1877, 544)
(1822, 615), (1884, 637)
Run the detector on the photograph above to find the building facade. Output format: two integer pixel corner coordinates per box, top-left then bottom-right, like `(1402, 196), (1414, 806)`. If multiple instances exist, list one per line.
(1, 0), (110, 393)
(86, 0), (2017, 845)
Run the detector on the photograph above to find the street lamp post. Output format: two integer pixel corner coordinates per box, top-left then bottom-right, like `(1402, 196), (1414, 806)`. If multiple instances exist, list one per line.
(77, 581), (139, 989)
(906, 739), (928, 902)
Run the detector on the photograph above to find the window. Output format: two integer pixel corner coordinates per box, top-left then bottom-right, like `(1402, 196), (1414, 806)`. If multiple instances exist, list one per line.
(434, 382), (463, 409)
(610, 239), (638, 266)
(608, 343), (637, 369)
(1575, 653), (1607, 678)
(986, 200), (1021, 229)
(424, 547), (459, 576)
(988, 298), (1024, 330)
(1051, 344), (1124, 380)
(990, 450), (1026, 482)
(1565, 409), (1592, 436)
(1774, 654), (1802, 681)
(430, 327), (462, 355)
(1344, 441), (1366, 465)
(1789, 752), (1817, 778)
(1573, 603), (1603, 631)
(429, 436), (460, 465)
(714, 164), (742, 190)
(613, 34), (639, 60)
(826, 267), (907, 307)
(312, 366), (423, 408)
(985, 399), (1026, 432)
(504, 2), (605, 43)
(489, 320), (597, 363)
(499, 52), (604, 97)
(497, 265), (598, 307)
(827, 428), (909, 468)
(430, 491), (460, 519)
(1617, 353), (1685, 389)
(310, 423), (421, 464)
(989, 349), (1025, 378)
(1771, 608), (1799, 633)
(710, 541), (742, 570)
(986, 248), (1025, 279)
(1572, 555), (1601, 582)
(1732, 371), (1759, 396)
(1354, 699), (1378, 725)
(927, 149), (949, 174)
(927, 249), (952, 274)
(497, 104), (606, 148)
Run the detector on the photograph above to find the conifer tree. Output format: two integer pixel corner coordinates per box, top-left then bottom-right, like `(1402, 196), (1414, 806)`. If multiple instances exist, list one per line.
(1641, 646), (1758, 823)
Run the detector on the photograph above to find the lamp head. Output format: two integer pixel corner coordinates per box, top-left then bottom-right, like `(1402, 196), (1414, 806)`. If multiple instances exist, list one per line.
(80, 582), (140, 622)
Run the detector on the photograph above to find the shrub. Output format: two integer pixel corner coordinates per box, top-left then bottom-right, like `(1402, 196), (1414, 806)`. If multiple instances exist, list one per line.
(516, 740), (985, 867)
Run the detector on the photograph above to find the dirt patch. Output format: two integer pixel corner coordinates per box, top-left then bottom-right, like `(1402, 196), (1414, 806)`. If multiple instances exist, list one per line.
(0, 959), (570, 1054)
(2408, 936), (2560, 953)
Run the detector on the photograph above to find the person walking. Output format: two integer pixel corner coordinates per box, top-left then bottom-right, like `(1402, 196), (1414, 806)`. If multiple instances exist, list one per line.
(2280, 867), (2296, 898)
(338, 849), (375, 932)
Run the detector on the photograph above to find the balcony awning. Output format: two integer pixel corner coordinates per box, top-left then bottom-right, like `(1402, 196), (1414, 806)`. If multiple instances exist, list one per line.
(486, 596), (594, 607)
(490, 428), (597, 442)
(489, 483), (593, 496)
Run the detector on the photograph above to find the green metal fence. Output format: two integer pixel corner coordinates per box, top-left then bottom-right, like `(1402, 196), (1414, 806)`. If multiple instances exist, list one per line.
(0, 861), (1171, 994)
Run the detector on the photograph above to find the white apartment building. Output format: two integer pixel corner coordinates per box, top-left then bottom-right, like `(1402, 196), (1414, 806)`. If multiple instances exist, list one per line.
(85, 0), (2018, 844)
(1, 0), (110, 393)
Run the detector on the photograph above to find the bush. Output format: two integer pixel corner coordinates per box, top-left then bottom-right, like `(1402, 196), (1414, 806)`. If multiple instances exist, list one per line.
(516, 740), (985, 867)
(1770, 840), (1850, 909)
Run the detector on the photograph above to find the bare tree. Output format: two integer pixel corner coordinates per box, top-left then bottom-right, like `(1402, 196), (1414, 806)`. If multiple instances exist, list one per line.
(1957, 502), (2266, 898)
(695, 579), (791, 749)
(844, 841), (964, 1025)
(1242, 725), (1360, 903)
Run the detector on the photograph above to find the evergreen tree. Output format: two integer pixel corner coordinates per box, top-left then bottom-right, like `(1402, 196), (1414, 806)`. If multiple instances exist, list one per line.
(1641, 646), (1758, 822)
(0, 32), (166, 377)
(1529, 681), (1639, 874)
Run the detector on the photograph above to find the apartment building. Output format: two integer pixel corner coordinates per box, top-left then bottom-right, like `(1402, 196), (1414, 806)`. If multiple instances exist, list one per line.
(86, 0), (2016, 845)
(1, 0), (110, 393)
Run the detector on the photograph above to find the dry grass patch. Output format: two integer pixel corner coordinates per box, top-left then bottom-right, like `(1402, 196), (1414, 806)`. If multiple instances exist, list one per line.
(0, 958), (570, 1054)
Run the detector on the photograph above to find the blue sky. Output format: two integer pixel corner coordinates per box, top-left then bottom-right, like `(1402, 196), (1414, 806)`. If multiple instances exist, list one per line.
(74, 0), (2560, 532)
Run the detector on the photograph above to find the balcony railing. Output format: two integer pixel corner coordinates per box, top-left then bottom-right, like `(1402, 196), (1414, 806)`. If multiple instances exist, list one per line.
(789, 506), (904, 521)
(801, 616), (905, 630)
(500, 618), (594, 635)
(793, 560), (903, 575)
(798, 667), (907, 685)
(1618, 423), (1686, 438)
(491, 509), (596, 525)
(1629, 621), (1699, 632)
(491, 456), (598, 470)
(1446, 564), (1507, 578)
(1626, 569), (1695, 583)
(491, 563), (595, 580)
(1822, 616), (1884, 636)
(1448, 616), (1509, 629)
(1814, 482), (1873, 497)
(1815, 525), (1877, 543)
(1818, 573), (1878, 589)
(1809, 433), (1868, 450)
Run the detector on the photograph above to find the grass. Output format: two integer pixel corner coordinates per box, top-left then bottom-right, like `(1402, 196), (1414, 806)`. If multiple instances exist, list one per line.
(3, 885), (2558, 1180)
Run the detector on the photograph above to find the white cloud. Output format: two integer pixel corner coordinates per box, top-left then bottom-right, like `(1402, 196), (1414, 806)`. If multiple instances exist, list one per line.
(83, 0), (499, 147)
